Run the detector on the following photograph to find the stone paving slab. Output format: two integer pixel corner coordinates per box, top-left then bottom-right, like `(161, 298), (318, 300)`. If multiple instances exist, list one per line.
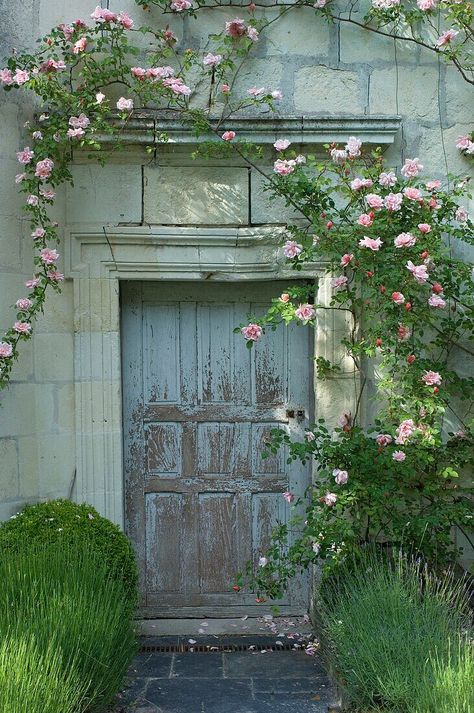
(116, 636), (337, 713)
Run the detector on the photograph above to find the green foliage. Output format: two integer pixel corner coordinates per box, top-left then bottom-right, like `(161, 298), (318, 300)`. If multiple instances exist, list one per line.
(0, 499), (138, 607)
(0, 541), (138, 712)
(319, 550), (474, 712)
(0, 637), (87, 713)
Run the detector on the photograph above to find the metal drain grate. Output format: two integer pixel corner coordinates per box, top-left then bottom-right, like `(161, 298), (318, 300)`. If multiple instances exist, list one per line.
(140, 642), (299, 654)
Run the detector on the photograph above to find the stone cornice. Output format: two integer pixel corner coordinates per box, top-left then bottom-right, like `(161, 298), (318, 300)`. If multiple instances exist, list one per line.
(97, 114), (402, 148)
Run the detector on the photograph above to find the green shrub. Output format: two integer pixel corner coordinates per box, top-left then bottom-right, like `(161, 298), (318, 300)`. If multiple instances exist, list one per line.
(0, 499), (138, 606)
(319, 549), (473, 713)
(0, 636), (86, 713)
(0, 541), (138, 712)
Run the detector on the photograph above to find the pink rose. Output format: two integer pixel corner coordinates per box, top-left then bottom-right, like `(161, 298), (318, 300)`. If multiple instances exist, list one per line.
(40, 188), (55, 200)
(241, 323), (262, 341)
(391, 291), (405, 305)
(0, 342), (13, 358)
(378, 171), (397, 187)
(222, 131), (236, 141)
(305, 431), (316, 442)
(397, 324), (411, 341)
(403, 187), (422, 201)
(345, 136), (361, 157)
(394, 232), (416, 248)
(171, 0), (192, 9)
(34, 157), (54, 180)
(225, 18), (247, 37)
(270, 89), (282, 100)
(295, 304), (315, 321)
(0, 68), (13, 85)
(395, 419), (415, 445)
(406, 260), (428, 283)
(27, 195), (39, 206)
(203, 53), (222, 66)
(283, 490), (295, 503)
(384, 192), (403, 211)
(274, 159), (296, 176)
(359, 236), (383, 251)
(279, 293), (290, 303)
(417, 0), (436, 9)
(247, 26), (259, 41)
(96, 92), (105, 103)
(366, 193), (384, 209)
(357, 213), (373, 227)
(350, 177), (373, 191)
(314, 0), (327, 6)
(131, 67), (146, 79)
(67, 127), (85, 138)
(418, 223), (431, 233)
(436, 29), (458, 47)
(247, 86), (265, 97)
(330, 148), (348, 163)
(376, 434), (393, 447)
(14, 69), (30, 85)
(15, 298), (32, 310)
(283, 240), (303, 258)
(428, 294), (446, 308)
(25, 277), (40, 289)
(14, 321), (31, 334)
(15, 173), (26, 183)
(118, 11), (134, 29)
(274, 139), (291, 151)
(116, 97), (133, 111)
(426, 180), (441, 191)
(16, 147), (34, 165)
(331, 275), (348, 289)
(338, 413), (352, 429)
(40, 248), (59, 265)
(401, 158), (423, 178)
(220, 84), (230, 93)
(393, 450), (406, 462)
(340, 253), (353, 267)
(73, 37), (87, 54)
(455, 207), (468, 222)
(333, 468), (348, 485)
(46, 270), (64, 282)
(455, 135), (471, 150)
(323, 492), (337, 507)
(422, 370), (442, 386)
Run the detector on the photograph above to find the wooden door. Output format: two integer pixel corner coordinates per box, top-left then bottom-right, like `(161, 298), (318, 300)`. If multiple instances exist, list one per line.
(121, 281), (313, 618)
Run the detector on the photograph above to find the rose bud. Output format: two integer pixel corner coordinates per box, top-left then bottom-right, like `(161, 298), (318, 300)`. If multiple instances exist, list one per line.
(366, 271), (374, 278)
(379, 285), (386, 294)
(405, 302), (412, 311)
(432, 283), (443, 294)
(326, 221), (333, 229)
(407, 354), (416, 364)
(433, 386), (439, 394)
(232, 585), (241, 592)
(376, 338), (382, 347)
(421, 251), (429, 259)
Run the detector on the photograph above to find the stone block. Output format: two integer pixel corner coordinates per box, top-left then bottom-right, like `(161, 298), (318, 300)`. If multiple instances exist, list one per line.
(34, 332), (74, 382)
(35, 279), (74, 333)
(0, 104), (20, 160)
(57, 383), (75, 431)
(264, 9), (330, 58)
(0, 216), (22, 272)
(17, 435), (39, 498)
(0, 438), (19, 500)
(231, 58), (284, 108)
(38, 432), (75, 498)
(144, 166), (249, 225)
(294, 65), (365, 114)
(67, 164), (142, 224)
(250, 170), (301, 224)
(418, 125), (474, 178)
(0, 384), (36, 438)
(0, 159), (26, 218)
(445, 67), (474, 125)
(369, 65), (439, 119)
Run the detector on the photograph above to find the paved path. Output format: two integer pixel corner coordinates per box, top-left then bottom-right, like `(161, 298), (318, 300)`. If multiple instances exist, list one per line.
(116, 636), (337, 713)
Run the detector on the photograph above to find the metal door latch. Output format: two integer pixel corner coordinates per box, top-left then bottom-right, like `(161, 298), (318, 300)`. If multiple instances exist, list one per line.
(286, 409), (306, 422)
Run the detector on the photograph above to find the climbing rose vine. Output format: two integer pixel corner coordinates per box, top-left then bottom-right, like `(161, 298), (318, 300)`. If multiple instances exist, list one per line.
(235, 139), (474, 595)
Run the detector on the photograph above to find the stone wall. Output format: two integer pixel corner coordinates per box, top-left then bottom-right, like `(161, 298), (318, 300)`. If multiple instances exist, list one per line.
(0, 0), (472, 563)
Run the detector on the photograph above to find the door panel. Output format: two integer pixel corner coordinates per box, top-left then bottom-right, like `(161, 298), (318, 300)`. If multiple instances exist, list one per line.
(122, 281), (313, 618)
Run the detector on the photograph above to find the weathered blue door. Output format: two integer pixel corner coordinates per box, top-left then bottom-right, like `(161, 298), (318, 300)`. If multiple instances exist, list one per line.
(122, 281), (313, 618)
